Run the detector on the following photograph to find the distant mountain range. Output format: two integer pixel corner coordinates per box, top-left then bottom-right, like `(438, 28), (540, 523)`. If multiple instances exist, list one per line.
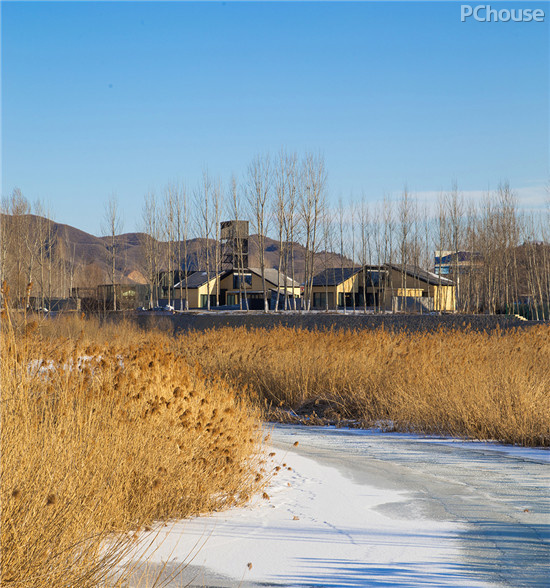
(1, 214), (353, 289)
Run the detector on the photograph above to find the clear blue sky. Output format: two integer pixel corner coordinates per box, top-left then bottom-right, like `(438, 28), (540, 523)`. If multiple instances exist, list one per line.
(2, 1), (549, 235)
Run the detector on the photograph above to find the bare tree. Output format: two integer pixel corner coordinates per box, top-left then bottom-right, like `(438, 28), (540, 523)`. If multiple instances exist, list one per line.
(382, 196), (395, 312)
(0, 198), (8, 306)
(213, 178), (223, 307)
(101, 194), (123, 311)
(1, 189), (31, 306)
(162, 185), (178, 308)
(175, 183), (190, 311)
(337, 197), (347, 313)
(300, 152), (326, 311)
(349, 198), (358, 312)
(274, 150), (294, 311)
(434, 194), (448, 314)
(196, 171), (214, 311)
(45, 204), (59, 305)
(141, 192), (160, 308)
(371, 202), (384, 313)
(359, 195), (370, 312)
(398, 187), (413, 312)
(284, 152), (299, 310)
(321, 204), (335, 311)
(229, 174), (249, 310)
(32, 199), (50, 310)
(445, 183), (464, 311)
(0, 190), (60, 310)
(247, 154), (271, 312)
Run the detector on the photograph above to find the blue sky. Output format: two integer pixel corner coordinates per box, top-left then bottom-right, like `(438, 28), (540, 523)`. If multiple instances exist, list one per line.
(2, 1), (548, 235)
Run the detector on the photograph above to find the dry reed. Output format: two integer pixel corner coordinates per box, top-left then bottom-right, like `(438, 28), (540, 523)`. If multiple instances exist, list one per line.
(1, 311), (263, 587)
(181, 325), (550, 447)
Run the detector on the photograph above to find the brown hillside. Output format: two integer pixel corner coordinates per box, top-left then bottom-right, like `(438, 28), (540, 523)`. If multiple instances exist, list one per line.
(1, 214), (354, 290)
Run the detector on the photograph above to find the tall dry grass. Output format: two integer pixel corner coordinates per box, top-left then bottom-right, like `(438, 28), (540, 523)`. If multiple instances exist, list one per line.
(181, 325), (550, 447)
(1, 311), (263, 587)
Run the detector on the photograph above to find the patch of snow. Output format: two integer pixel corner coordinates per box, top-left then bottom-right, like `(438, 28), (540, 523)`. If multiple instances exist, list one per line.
(139, 445), (484, 587)
(28, 354), (124, 379)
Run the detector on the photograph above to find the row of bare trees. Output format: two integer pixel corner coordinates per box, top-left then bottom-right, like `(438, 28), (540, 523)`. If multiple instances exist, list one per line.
(135, 151), (327, 311)
(137, 152), (548, 317)
(325, 182), (549, 318)
(0, 189), (72, 309)
(2, 163), (548, 317)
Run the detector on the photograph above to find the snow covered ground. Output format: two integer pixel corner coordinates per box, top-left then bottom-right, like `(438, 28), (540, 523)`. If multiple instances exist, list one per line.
(129, 426), (549, 587)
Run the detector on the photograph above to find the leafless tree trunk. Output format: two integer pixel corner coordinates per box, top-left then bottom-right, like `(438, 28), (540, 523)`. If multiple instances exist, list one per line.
(32, 199), (49, 309)
(372, 203), (384, 313)
(2, 189), (32, 306)
(435, 195), (448, 314)
(247, 154), (271, 312)
(284, 153), (299, 310)
(213, 179), (223, 307)
(350, 199), (357, 313)
(338, 197), (347, 313)
(196, 171), (214, 311)
(163, 184), (179, 308)
(229, 175), (248, 310)
(398, 188), (413, 312)
(300, 152), (326, 311)
(175, 183), (189, 311)
(359, 196), (369, 312)
(46, 205), (56, 306)
(102, 194), (123, 311)
(321, 205), (335, 311)
(274, 150), (288, 311)
(0, 199), (8, 307)
(141, 192), (160, 308)
(445, 183), (463, 311)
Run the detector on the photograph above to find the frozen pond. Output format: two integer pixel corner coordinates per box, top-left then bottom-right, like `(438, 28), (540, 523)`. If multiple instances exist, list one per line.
(271, 425), (550, 587)
(131, 425), (549, 587)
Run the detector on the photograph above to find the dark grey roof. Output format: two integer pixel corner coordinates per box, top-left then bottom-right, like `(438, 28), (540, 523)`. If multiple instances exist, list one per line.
(248, 267), (300, 288)
(310, 265), (454, 288)
(174, 270), (230, 289)
(385, 264), (454, 286)
(311, 267), (362, 287)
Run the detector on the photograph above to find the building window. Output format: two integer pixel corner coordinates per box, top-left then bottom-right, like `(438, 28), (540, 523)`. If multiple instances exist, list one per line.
(233, 273), (252, 289)
(313, 292), (326, 308)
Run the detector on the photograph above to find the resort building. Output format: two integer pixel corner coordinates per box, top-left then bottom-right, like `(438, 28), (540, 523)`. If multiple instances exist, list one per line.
(310, 264), (456, 312)
(173, 267), (301, 309)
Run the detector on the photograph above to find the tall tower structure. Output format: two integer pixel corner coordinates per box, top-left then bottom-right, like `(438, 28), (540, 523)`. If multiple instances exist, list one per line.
(220, 220), (249, 270)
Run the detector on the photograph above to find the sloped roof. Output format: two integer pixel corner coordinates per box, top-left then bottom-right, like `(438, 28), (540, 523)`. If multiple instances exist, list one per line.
(248, 267), (301, 288)
(435, 250), (482, 264)
(385, 264), (454, 286)
(311, 267), (362, 287)
(174, 270), (230, 289)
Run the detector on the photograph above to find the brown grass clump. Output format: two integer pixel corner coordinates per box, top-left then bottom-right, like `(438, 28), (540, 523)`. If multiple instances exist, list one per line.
(1, 311), (263, 587)
(181, 325), (550, 447)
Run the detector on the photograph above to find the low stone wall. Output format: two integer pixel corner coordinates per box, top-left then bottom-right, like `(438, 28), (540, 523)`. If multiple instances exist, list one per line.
(115, 311), (542, 334)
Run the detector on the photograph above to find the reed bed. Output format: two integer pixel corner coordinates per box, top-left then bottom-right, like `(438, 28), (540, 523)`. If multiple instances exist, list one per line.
(3, 312), (547, 585)
(181, 325), (550, 447)
(1, 312), (263, 587)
